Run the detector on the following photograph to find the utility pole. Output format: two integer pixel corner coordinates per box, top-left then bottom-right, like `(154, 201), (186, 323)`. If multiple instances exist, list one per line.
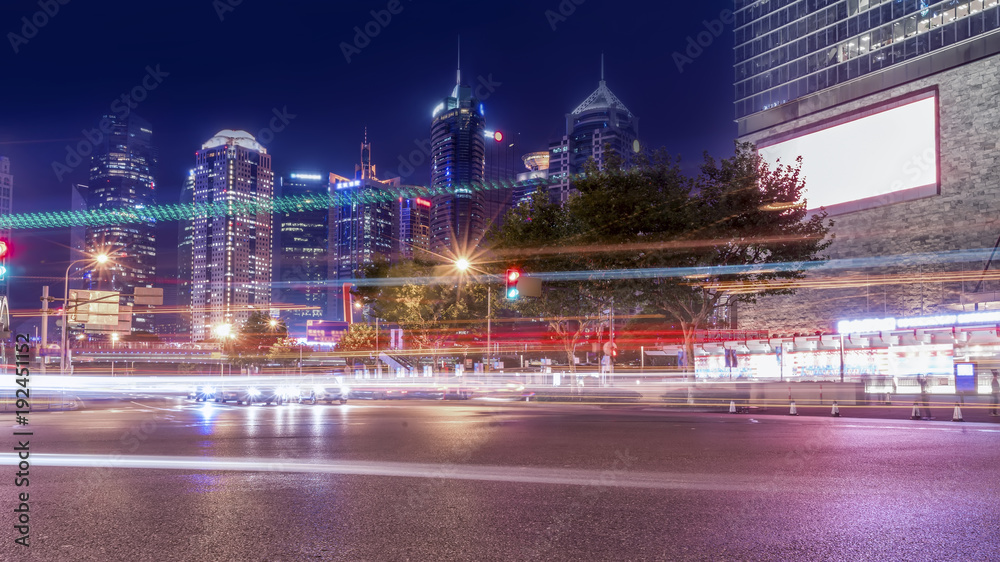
(40, 286), (53, 375)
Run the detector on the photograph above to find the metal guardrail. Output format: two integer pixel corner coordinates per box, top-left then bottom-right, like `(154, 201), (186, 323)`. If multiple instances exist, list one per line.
(0, 392), (82, 412)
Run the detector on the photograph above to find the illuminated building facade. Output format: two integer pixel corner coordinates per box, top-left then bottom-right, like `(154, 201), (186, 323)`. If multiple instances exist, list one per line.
(735, 0), (1000, 123)
(170, 169), (195, 339)
(275, 172), (329, 338)
(85, 113), (157, 334)
(514, 151), (551, 206)
(191, 130), (273, 341)
(429, 65), (487, 256)
(482, 129), (517, 231)
(546, 63), (639, 205)
(395, 195), (432, 262)
(735, 0), (1000, 335)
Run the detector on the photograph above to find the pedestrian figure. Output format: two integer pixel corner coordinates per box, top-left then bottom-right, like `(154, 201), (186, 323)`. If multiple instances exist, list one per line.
(919, 375), (933, 420)
(990, 370), (1000, 416)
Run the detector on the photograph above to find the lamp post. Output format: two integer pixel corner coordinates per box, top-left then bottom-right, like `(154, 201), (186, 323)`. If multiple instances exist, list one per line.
(454, 258), (492, 382)
(61, 254), (109, 374)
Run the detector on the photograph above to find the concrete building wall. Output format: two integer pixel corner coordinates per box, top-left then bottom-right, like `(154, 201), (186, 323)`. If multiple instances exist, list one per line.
(738, 53), (1000, 333)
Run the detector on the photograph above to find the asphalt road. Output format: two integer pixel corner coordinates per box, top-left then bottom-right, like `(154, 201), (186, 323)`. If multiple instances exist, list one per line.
(2, 399), (999, 561)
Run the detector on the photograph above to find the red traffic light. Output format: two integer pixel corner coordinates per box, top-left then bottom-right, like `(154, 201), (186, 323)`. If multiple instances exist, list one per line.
(493, 131), (504, 142)
(0, 240), (8, 258)
(505, 268), (521, 300)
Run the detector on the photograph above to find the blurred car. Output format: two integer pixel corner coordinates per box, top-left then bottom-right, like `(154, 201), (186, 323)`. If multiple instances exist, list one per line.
(297, 385), (349, 405)
(477, 382), (533, 401)
(384, 388), (445, 400)
(236, 385), (288, 406)
(212, 386), (241, 404)
(187, 385), (216, 402)
(348, 389), (387, 400)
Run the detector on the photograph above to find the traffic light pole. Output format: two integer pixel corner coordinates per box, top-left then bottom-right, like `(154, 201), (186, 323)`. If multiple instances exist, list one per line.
(486, 286), (491, 384)
(40, 286), (50, 375)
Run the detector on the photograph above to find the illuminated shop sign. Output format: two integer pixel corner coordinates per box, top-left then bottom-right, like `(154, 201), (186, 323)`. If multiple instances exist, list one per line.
(838, 310), (1000, 334)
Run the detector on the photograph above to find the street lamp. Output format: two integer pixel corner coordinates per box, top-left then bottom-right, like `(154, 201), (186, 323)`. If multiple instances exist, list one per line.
(454, 257), (492, 380)
(61, 253), (109, 374)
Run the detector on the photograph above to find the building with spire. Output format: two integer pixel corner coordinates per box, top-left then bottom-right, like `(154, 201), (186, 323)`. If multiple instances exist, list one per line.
(330, 134), (395, 322)
(429, 41), (487, 258)
(191, 130), (273, 341)
(547, 56), (639, 205)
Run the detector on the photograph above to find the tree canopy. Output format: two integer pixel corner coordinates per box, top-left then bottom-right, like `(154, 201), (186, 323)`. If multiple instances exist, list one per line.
(354, 259), (487, 356)
(225, 311), (288, 367)
(490, 142), (833, 372)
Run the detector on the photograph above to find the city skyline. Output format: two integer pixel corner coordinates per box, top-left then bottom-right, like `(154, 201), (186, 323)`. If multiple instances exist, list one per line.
(0, 1), (734, 334)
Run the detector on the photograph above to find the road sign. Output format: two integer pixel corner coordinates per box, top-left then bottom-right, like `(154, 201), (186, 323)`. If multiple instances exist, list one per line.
(69, 290), (119, 328)
(133, 287), (163, 306)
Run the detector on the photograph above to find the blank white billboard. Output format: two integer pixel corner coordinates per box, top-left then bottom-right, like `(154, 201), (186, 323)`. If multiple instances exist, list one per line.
(759, 94), (938, 214)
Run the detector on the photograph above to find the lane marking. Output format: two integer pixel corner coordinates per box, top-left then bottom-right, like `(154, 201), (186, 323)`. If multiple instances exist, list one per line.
(0, 453), (843, 493)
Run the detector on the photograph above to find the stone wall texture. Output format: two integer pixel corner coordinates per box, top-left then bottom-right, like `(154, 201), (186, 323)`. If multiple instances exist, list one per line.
(738, 53), (1000, 334)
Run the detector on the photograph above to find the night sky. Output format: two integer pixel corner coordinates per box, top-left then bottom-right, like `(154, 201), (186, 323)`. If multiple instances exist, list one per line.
(0, 0), (736, 331)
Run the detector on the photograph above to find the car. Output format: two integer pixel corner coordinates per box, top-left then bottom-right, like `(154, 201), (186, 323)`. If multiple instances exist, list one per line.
(236, 386), (287, 406)
(188, 385), (216, 402)
(298, 385), (349, 405)
(384, 388), (445, 400)
(348, 389), (387, 400)
(212, 386), (241, 403)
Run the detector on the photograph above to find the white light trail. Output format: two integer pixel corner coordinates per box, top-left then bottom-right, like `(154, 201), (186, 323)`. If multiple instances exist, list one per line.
(3, 453), (812, 492)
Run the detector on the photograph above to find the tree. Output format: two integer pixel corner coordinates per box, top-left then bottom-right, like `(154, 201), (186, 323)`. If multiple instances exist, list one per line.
(225, 312), (288, 368)
(488, 189), (639, 371)
(569, 143), (833, 375)
(354, 259), (485, 364)
(490, 142), (832, 376)
(336, 322), (388, 354)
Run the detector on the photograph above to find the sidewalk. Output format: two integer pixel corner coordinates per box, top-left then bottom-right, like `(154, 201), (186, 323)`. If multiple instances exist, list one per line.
(692, 394), (1000, 423)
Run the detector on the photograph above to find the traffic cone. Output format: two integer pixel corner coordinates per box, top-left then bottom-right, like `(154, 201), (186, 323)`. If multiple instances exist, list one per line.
(788, 400), (798, 416)
(952, 403), (964, 422)
(831, 401), (841, 417)
(729, 401), (738, 414)
(911, 403), (921, 420)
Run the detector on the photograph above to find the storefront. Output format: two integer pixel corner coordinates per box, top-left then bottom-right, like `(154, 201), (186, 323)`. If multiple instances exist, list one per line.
(659, 310), (1000, 394)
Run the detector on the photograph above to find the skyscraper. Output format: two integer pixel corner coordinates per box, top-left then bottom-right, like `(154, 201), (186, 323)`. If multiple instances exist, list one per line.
(275, 172), (329, 338)
(735, 1), (1000, 331)
(0, 157), (12, 299)
(85, 113), (157, 334)
(547, 60), (639, 205)
(330, 138), (395, 321)
(429, 58), (487, 257)
(173, 169), (195, 340)
(395, 194), (431, 262)
(482, 129), (517, 232)
(191, 130), (273, 341)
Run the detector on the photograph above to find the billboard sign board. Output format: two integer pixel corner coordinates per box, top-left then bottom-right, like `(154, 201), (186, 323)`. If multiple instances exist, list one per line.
(69, 290), (119, 328)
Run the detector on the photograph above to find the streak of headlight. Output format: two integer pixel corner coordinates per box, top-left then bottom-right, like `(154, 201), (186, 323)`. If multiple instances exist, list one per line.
(327, 246), (1000, 287)
(490, 233), (821, 258)
(708, 269), (1000, 294)
(2, 454), (793, 492)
